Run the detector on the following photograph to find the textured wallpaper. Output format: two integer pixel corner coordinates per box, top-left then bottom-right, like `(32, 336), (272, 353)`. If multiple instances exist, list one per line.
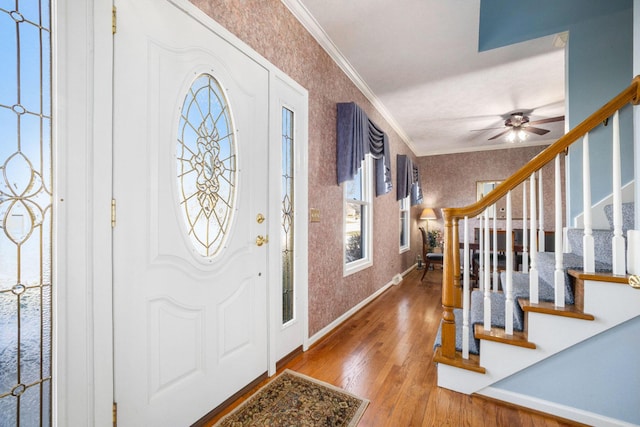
(417, 146), (566, 240)
(191, 0), (420, 336)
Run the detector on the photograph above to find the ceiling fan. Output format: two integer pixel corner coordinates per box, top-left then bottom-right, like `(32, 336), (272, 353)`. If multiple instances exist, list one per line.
(488, 112), (564, 142)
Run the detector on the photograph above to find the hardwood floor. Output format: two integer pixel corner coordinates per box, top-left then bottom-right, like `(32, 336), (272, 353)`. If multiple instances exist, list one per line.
(205, 268), (584, 426)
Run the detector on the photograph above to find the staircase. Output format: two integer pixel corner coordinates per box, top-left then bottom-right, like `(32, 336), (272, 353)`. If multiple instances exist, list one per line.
(436, 257), (639, 394)
(433, 76), (640, 425)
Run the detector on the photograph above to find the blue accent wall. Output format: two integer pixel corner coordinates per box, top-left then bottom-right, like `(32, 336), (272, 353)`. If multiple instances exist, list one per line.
(494, 316), (640, 425)
(479, 0), (633, 222)
(479, 0), (630, 52)
(567, 8), (634, 220)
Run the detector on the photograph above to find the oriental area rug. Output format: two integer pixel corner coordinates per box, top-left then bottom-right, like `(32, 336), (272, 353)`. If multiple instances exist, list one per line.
(214, 370), (369, 426)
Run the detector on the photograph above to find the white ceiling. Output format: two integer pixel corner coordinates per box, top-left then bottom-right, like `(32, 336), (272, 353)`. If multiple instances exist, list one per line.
(283, 0), (567, 156)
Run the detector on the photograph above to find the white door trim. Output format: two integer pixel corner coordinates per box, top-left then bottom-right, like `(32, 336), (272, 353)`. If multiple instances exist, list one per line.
(268, 74), (309, 375)
(54, 0), (114, 425)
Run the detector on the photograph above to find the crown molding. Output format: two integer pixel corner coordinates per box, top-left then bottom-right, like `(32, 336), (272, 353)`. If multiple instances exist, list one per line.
(416, 139), (556, 157)
(281, 0), (416, 155)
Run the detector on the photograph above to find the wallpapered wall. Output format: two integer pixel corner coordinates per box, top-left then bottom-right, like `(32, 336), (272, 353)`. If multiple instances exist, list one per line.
(191, 0), (421, 336)
(417, 145), (565, 238)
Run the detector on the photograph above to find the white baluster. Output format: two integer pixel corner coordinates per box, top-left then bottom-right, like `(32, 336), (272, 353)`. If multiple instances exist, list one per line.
(462, 216), (470, 359)
(612, 111), (626, 274)
(582, 133), (595, 273)
(493, 210), (498, 291)
(478, 214), (484, 292)
(538, 170), (545, 252)
(505, 191), (514, 335)
(529, 173), (539, 304)
(522, 180), (529, 272)
(554, 155), (565, 307)
(484, 210), (491, 331)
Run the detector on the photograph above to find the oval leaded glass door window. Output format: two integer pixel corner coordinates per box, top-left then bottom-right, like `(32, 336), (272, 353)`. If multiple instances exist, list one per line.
(177, 74), (236, 258)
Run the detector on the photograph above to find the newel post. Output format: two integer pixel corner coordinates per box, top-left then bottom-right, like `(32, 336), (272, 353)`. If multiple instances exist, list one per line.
(441, 209), (456, 358)
(452, 218), (461, 308)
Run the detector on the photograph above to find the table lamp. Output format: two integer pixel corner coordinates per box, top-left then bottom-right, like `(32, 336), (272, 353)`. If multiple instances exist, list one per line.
(420, 208), (437, 232)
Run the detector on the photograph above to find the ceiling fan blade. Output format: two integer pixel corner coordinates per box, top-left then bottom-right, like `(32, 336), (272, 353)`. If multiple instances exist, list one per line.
(528, 115), (564, 126)
(488, 129), (512, 140)
(470, 126), (505, 132)
(523, 126), (550, 135)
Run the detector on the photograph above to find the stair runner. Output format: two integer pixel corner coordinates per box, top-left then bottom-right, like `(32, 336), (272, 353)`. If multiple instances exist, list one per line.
(433, 260), (609, 355)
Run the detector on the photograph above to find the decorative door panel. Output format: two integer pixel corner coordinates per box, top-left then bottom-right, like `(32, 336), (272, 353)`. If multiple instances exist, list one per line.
(112, 0), (269, 425)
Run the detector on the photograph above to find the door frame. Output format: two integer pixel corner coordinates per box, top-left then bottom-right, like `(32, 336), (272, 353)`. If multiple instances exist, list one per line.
(54, 0), (114, 424)
(268, 75), (309, 374)
(55, 0), (308, 423)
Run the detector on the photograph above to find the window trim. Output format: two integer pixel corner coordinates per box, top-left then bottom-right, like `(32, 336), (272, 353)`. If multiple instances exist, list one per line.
(399, 196), (410, 253)
(343, 155), (373, 276)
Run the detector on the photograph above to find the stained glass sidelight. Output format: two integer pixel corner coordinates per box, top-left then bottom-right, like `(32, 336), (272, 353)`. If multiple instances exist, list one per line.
(177, 74), (236, 258)
(0, 1), (53, 425)
(281, 108), (294, 324)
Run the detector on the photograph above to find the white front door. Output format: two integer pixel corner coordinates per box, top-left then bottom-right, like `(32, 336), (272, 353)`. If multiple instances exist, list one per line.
(112, 0), (269, 425)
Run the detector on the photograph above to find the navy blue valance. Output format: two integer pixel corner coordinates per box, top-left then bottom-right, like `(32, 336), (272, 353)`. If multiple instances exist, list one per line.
(397, 154), (423, 206)
(336, 102), (392, 196)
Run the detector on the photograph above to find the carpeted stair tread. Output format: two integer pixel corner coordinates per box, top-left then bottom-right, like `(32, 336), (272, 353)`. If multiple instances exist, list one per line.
(500, 271), (555, 323)
(433, 308), (480, 355)
(500, 271), (556, 301)
(434, 272), (552, 356)
(470, 288), (525, 332)
(536, 252), (612, 305)
(566, 229), (614, 265)
(604, 202), (635, 234)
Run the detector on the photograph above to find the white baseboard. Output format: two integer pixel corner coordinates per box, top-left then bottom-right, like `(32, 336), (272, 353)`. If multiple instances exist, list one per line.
(305, 267), (415, 348)
(405, 264), (418, 276)
(479, 387), (638, 427)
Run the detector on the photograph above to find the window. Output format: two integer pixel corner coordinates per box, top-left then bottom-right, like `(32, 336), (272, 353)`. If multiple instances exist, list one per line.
(344, 156), (373, 275)
(399, 196), (410, 252)
(281, 107), (294, 324)
(176, 73), (237, 258)
(0, 2), (53, 425)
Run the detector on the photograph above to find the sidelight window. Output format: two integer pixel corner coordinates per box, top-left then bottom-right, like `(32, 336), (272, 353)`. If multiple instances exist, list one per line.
(281, 107), (294, 324)
(0, 2), (53, 425)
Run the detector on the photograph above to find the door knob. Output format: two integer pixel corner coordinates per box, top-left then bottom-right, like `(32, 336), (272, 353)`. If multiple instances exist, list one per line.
(256, 235), (269, 246)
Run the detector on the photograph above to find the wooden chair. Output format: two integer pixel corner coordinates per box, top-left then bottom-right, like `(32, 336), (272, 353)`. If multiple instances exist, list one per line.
(419, 226), (443, 281)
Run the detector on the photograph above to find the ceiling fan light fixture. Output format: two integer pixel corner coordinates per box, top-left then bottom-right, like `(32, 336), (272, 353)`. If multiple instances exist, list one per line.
(486, 113), (564, 143)
(506, 128), (528, 143)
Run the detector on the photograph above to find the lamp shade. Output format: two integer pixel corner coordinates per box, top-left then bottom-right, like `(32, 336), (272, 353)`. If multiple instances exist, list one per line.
(420, 208), (437, 220)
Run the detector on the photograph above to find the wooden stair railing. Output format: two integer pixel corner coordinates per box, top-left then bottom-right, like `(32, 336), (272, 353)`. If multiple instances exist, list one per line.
(437, 75), (640, 362)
